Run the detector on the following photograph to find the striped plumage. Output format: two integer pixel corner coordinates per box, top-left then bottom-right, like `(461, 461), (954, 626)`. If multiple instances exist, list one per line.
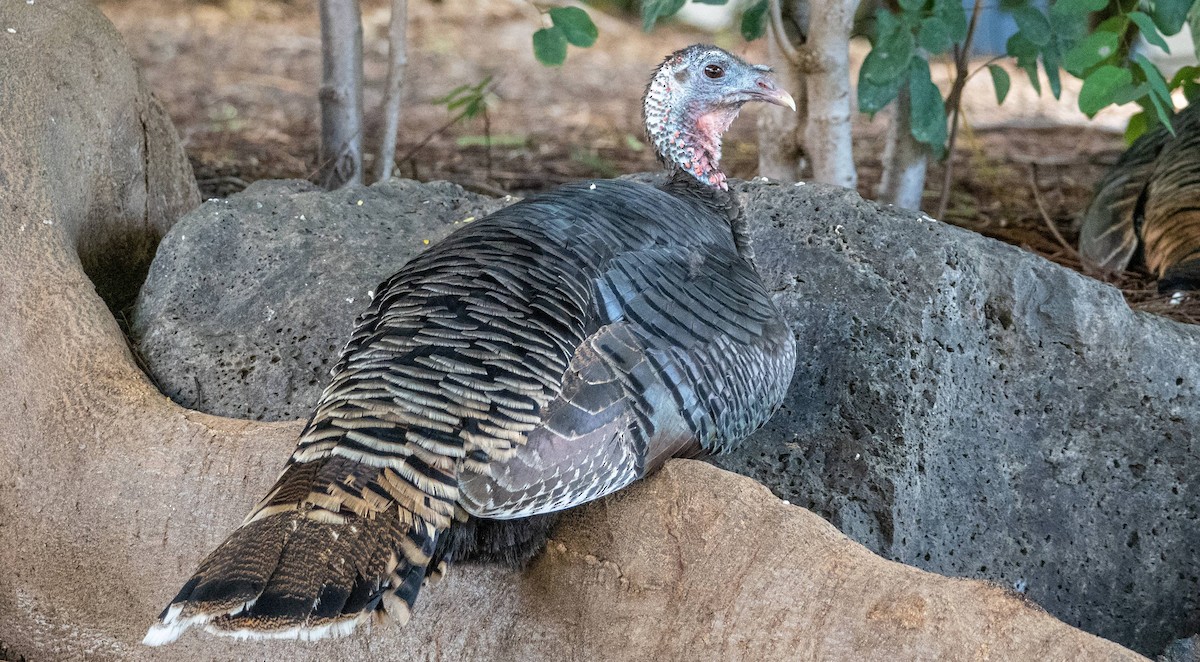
(1079, 103), (1200, 290)
(145, 44), (797, 644)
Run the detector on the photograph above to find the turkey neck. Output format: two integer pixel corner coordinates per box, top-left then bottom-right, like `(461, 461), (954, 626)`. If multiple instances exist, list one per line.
(659, 168), (757, 266)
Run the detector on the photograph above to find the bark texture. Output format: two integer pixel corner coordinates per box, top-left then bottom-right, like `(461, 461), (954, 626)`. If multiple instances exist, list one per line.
(0, 3), (1148, 661)
(803, 0), (859, 189)
(876, 86), (929, 210)
(757, 0), (858, 189)
(757, 0), (807, 182)
(373, 0), (408, 183)
(318, 0), (365, 189)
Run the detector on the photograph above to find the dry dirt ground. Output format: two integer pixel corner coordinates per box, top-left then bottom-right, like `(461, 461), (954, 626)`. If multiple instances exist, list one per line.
(95, 0), (1199, 324)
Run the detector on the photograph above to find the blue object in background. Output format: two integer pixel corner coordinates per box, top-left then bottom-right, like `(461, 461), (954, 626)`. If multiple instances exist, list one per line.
(968, 0), (1049, 56)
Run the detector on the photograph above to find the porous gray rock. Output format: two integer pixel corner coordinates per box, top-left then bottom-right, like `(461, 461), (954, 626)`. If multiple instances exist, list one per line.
(723, 182), (1199, 656)
(133, 178), (1200, 655)
(1160, 636), (1200, 662)
(132, 179), (507, 420)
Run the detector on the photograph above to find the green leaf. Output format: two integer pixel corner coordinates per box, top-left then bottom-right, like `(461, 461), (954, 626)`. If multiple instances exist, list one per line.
(1111, 81), (1150, 105)
(874, 8), (902, 39)
(862, 23), (915, 84)
(934, 0), (968, 41)
(898, 0), (926, 11)
(988, 64), (1012, 104)
(1048, 8), (1088, 43)
(1050, 0), (1109, 15)
(1012, 6), (1052, 46)
(549, 7), (598, 48)
(1170, 65), (1200, 102)
(1094, 15), (1127, 33)
(641, 0), (686, 31)
(434, 84), (471, 105)
(1063, 31), (1119, 76)
(858, 67), (906, 114)
(1152, 0), (1192, 35)
(1078, 64), (1132, 116)
(1135, 55), (1173, 99)
(908, 58), (948, 155)
(532, 26), (568, 66)
(1043, 43), (1063, 99)
(1147, 85), (1175, 129)
(1129, 11), (1170, 52)
(1007, 33), (1042, 94)
(918, 16), (952, 53)
(1006, 31), (1040, 61)
(741, 0), (769, 41)
(1125, 110), (1150, 143)
(1185, 79), (1200, 103)
(1169, 64), (1200, 88)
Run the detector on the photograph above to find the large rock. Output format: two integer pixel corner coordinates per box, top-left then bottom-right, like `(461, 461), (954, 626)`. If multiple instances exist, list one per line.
(135, 178), (1200, 655)
(133, 179), (506, 420)
(727, 182), (1200, 655)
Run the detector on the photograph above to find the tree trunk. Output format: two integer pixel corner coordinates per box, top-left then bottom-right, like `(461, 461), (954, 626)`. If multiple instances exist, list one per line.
(876, 85), (928, 210)
(318, 0), (364, 189)
(803, 0), (859, 189)
(373, 0), (408, 183)
(757, 0), (808, 182)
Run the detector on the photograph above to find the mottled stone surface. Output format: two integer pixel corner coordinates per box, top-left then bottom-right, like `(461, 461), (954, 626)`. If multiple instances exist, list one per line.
(722, 181), (1199, 656)
(133, 179), (506, 420)
(134, 178), (1200, 655)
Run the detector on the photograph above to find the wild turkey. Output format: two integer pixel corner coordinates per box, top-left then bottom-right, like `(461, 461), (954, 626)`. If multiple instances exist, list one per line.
(1078, 103), (1200, 291)
(144, 44), (798, 644)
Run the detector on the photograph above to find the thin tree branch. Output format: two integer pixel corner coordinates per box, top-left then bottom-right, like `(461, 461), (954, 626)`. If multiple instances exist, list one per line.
(1030, 164), (1081, 260)
(936, 0), (983, 219)
(374, 0), (408, 183)
(877, 84), (928, 210)
(394, 115), (462, 167)
(318, 0), (365, 189)
(769, 0), (802, 66)
(804, 0), (858, 189)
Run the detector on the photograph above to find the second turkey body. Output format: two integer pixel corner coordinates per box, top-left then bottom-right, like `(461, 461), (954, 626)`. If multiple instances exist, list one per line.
(147, 44), (797, 644)
(1079, 103), (1200, 291)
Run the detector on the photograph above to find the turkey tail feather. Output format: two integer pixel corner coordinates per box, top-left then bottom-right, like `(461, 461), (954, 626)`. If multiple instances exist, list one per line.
(145, 461), (442, 645)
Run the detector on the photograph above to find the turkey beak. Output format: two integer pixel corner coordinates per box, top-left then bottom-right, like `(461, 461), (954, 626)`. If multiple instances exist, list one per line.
(752, 77), (796, 112)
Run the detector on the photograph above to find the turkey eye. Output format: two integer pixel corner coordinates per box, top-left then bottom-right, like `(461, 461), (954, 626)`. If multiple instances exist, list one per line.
(704, 64), (724, 79)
